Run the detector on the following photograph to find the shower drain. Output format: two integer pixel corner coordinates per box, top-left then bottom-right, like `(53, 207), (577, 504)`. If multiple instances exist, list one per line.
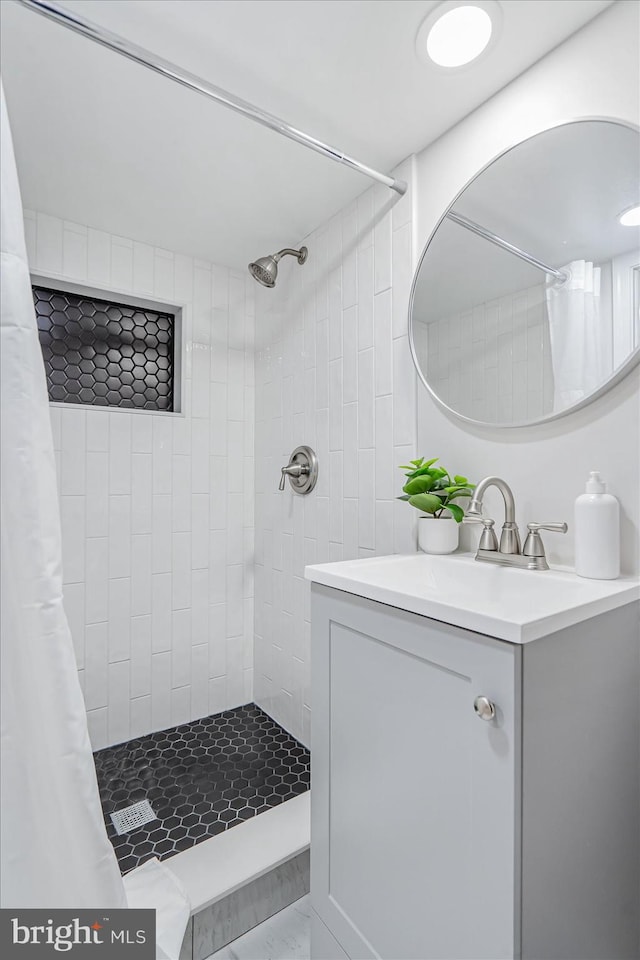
(110, 799), (157, 836)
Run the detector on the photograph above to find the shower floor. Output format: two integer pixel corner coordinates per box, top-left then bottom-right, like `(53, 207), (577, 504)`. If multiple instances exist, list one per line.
(93, 703), (310, 874)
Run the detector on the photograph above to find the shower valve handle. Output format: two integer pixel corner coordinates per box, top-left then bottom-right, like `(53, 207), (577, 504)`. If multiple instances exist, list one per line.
(278, 446), (319, 495)
(279, 462), (308, 491)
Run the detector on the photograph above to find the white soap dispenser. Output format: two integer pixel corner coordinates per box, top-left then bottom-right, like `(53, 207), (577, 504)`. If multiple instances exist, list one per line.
(574, 471), (620, 579)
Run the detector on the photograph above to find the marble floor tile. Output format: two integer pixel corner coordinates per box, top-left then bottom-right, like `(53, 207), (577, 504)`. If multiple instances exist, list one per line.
(207, 895), (311, 960)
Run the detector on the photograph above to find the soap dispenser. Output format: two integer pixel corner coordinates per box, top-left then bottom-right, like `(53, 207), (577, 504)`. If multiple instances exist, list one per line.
(574, 471), (620, 579)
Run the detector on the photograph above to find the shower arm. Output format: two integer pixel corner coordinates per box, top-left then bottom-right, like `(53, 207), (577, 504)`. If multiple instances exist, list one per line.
(273, 248), (307, 263)
(13, 0), (407, 197)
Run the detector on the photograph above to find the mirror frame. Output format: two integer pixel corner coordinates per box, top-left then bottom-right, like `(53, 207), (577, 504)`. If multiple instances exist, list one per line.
(408, 117), (640, 429)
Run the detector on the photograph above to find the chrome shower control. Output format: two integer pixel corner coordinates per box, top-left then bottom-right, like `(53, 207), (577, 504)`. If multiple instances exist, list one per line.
(474, 696), (496, 721)
(279, 445), (318, 495)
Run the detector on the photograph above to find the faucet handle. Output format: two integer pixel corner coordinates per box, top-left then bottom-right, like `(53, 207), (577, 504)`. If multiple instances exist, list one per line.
(478, 518), (499, 552)
(527, 522), (568, 534)
(523, 521), (568, 558)
(464, 515), (499, 552)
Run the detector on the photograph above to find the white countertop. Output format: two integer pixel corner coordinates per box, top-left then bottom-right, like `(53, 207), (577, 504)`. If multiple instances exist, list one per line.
(305, 552), (640, 643)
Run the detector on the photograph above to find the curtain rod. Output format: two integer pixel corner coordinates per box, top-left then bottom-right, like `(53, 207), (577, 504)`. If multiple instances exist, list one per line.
(14, 0), (407, 196)
(446, 210), (567, 284)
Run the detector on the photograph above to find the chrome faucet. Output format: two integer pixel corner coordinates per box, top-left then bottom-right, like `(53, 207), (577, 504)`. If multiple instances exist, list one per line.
(466, 476), (521, 554)
(464, 476), (567, 571)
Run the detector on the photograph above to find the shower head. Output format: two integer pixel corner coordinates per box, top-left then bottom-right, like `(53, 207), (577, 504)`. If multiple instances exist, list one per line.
(248, 255), (278, 288)
(248, 246), (308, 288)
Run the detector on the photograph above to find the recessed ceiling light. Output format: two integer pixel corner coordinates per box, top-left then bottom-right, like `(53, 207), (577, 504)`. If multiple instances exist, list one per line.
(416, 1), (500, 69)
(619, 205), (640, 227)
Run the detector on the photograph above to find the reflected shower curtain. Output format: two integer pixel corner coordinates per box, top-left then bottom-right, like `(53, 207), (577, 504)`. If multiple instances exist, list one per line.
(546, 260), (606, 412)
(0, 82), (126, 908)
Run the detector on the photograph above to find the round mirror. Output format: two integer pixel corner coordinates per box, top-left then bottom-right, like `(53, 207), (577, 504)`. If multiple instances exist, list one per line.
(410, 120), (640, 426)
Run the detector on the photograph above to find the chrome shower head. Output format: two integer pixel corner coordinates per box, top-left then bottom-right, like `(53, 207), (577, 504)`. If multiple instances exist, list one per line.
(248, 246), (308, 288)
(249, 256), (278, 287)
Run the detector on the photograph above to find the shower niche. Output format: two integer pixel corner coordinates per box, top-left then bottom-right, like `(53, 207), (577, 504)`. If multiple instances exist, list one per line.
(32, 276), (181, 412)
(409, 119), (640, 427)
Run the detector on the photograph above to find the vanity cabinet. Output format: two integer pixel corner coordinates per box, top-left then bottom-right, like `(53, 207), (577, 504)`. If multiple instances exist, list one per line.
(309, 584), (639, 960)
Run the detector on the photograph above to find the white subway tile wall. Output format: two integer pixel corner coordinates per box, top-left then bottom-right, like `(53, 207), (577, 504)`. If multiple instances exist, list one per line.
(24, 209), (255, 750)
(253, 161), (418, 745)
(415, 281), (554, 424)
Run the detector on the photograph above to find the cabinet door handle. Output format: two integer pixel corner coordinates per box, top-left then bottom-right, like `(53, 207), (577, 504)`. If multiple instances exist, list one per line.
(474, 696), (496, 721)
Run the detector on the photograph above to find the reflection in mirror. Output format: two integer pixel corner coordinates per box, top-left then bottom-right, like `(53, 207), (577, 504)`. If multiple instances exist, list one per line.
(410, 121), (640, 426)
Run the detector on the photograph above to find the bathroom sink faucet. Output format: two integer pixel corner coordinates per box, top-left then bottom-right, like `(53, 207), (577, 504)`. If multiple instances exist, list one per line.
(467, 476), (521, 554)
(464, 476), (567, 571)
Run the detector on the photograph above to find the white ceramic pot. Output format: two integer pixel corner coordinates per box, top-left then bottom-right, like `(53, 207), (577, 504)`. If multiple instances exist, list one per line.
(417, 515), (459, 554)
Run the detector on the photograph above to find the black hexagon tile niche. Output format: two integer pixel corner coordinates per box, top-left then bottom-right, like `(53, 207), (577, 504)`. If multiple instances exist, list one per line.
(33, 285), (175, 410)
(93, 704), (310, 874)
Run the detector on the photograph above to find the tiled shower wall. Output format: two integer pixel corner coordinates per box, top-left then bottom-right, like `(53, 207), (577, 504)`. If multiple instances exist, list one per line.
(415, 280), (554, 423)
(24, 210), (255, 750)
(253, 160), (418, 745)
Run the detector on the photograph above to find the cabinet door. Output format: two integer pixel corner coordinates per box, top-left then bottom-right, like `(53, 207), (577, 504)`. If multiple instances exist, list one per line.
(311, 585), (520, 960)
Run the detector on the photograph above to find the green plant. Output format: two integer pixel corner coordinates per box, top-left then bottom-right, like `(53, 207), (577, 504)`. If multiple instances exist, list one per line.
(398, 457), (475, 523)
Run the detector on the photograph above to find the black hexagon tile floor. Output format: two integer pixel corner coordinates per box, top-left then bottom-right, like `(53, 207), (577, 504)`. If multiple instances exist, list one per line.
(93, 703), (310, 874)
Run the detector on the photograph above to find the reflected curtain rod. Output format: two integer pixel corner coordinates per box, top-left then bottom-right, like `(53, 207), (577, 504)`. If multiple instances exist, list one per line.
(14, 0), (407, 196)
(446, 210), (568, 284)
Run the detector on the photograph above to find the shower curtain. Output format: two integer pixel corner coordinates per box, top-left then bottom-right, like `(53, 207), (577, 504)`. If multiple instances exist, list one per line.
(1, 83), (190, 956)
(546, 259), (607, 412)
(0, 81), (127, 909)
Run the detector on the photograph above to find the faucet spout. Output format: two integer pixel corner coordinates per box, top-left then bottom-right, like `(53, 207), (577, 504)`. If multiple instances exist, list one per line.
(468, 476), (521, 554)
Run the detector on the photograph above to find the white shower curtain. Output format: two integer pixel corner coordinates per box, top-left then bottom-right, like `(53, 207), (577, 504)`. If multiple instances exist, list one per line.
(0, 81), (127, 909)
(546, 259), (607, 412)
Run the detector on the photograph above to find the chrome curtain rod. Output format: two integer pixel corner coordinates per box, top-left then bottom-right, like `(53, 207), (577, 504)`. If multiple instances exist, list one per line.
(446, 210), (567, 283)
(14, 0), (407, 196)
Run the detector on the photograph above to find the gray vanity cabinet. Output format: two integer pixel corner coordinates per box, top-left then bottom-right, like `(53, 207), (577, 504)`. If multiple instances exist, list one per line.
(310, 583), (639, 960)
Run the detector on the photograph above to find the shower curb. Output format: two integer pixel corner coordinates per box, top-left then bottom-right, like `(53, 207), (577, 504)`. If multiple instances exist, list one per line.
(180, 849), (309, 960)
(166, 793), (310, 960)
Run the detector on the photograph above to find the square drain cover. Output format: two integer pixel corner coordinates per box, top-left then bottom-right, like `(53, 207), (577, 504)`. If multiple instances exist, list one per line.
(110, 799), (157, 836)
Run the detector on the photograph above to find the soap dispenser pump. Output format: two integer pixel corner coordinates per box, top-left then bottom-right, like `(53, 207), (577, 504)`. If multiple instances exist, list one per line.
(574, 471), (620, 580)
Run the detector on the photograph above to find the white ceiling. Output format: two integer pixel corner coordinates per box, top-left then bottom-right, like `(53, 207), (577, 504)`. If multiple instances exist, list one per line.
(0, 0), (613, 269)
(413, 119), (640, 319)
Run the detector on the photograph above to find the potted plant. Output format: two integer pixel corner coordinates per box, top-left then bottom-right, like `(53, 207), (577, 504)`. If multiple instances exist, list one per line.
(398, 457), (475, 554)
